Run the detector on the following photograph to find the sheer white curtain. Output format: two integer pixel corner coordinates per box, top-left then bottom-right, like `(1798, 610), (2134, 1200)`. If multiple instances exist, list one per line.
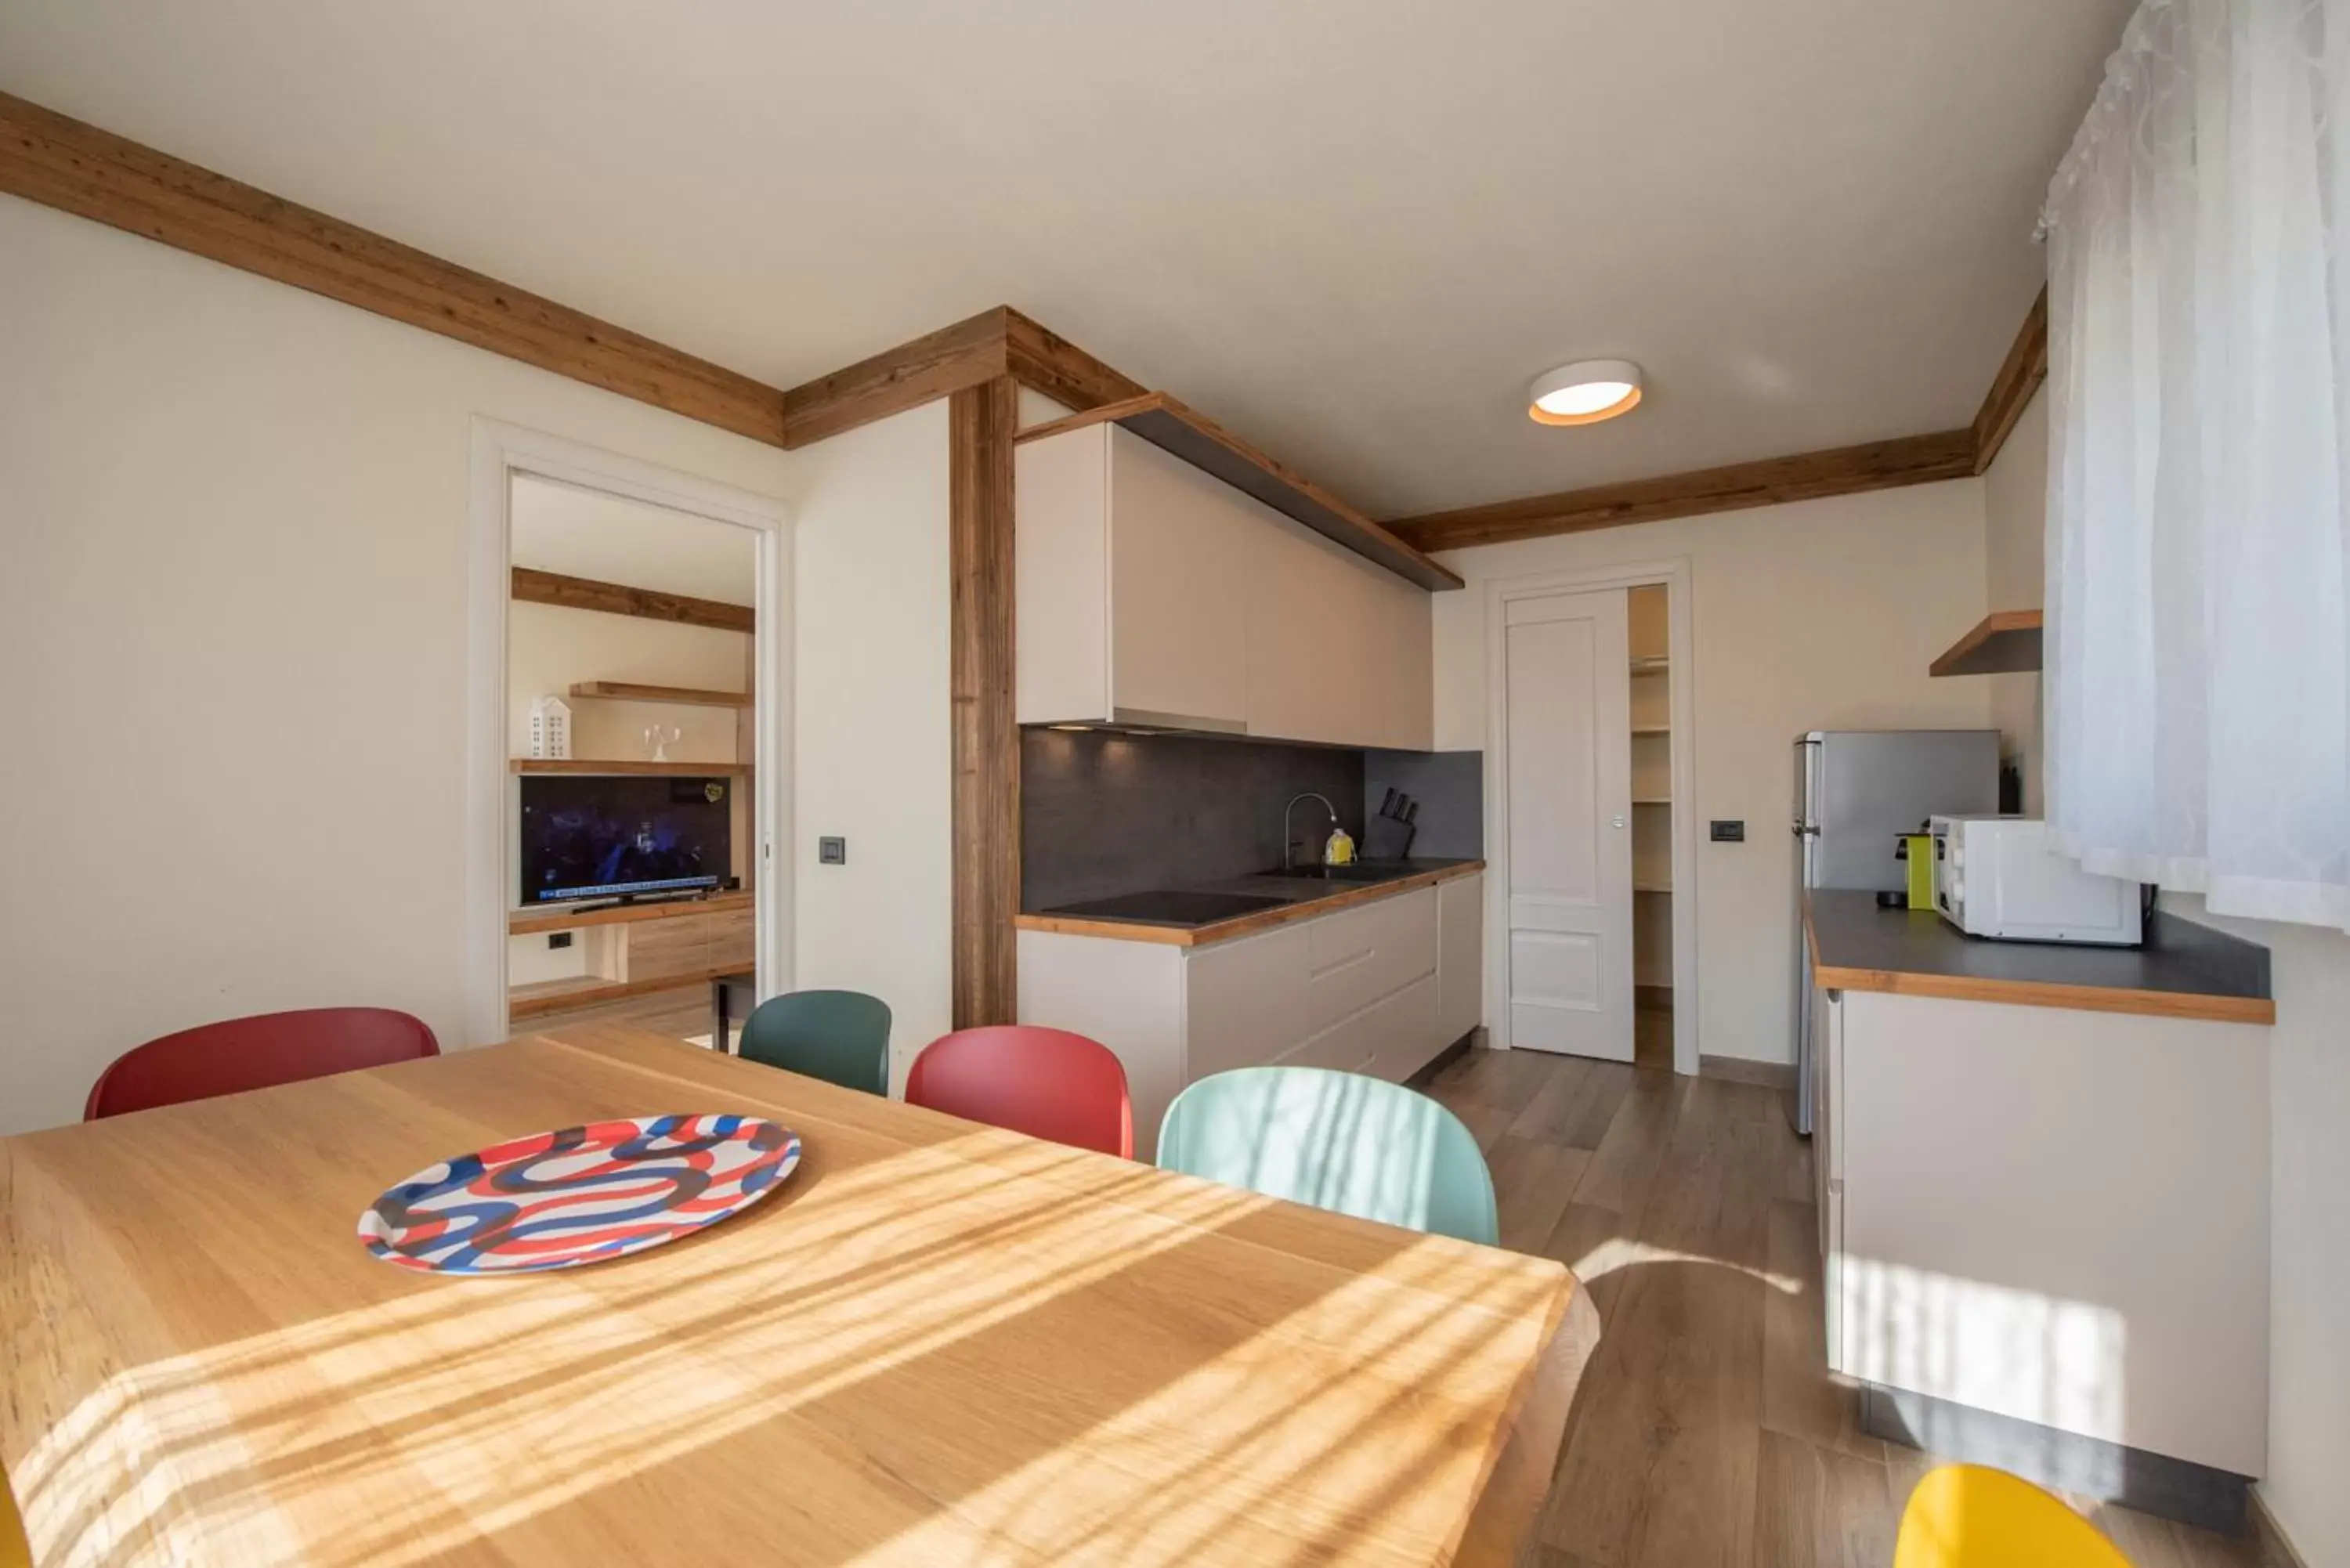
(2043, 0), (2350, 930)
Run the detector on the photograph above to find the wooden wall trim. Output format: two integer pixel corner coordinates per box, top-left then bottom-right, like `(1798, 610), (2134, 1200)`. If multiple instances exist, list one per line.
(1971, 285), (2048, 475)
(511, 566), (755, 633)
(779, 307), (1011, 447)
(0, 91), (790, 446)
(774, 306), (1143, 446)
(1388, 430), (1977, 553)
(1003, 307), (1148, 414)
(949, 376), (1021, 1029)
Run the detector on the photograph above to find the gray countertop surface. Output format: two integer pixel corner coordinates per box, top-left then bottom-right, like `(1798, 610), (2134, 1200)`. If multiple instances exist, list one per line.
(1806, 889), (2272, 1013)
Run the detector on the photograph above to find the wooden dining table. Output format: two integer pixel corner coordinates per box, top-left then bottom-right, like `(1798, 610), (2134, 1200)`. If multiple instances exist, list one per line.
(0, 1024), (1596, 1566)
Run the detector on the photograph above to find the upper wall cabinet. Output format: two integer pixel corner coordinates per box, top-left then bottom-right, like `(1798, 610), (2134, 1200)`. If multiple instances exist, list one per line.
(1016, 419), (1434, 749)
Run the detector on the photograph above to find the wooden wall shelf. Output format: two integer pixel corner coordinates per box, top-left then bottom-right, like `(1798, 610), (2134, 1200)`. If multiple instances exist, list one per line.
(509, 890), (753, 937)
(511, 758), (751, 776)
(569, 681), (754, 708)
(1931, 609), (2044, 677)
(1015, 392), (1466, 593)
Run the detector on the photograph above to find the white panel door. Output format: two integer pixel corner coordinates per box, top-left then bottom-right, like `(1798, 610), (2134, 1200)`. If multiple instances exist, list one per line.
(1502, 590), (1634, 1060)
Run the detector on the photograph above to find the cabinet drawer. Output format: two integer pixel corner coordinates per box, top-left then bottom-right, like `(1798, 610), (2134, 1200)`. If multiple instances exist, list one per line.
(1363, 971), (1442, 1082)
(1305, 888), (1436, 1035)
(625, 914), (710, 982)
(1184, 924), (1310, 1082)
(707, 907), (756, 972)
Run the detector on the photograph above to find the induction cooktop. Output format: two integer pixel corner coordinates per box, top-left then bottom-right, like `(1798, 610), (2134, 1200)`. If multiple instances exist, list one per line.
(1039, 890), (1290, 927)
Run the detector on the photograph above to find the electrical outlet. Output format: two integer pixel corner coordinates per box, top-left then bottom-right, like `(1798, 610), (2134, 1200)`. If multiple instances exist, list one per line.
(818, 836), (847, 865)
(548, 931), (573, 949)
(1710, 820), (1746, 843)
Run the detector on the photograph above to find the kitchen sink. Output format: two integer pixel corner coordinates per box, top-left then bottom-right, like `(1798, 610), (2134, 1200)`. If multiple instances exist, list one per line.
(1252, 864), (1400, 883)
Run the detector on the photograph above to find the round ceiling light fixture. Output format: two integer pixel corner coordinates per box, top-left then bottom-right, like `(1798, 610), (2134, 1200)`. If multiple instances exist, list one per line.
(1528, 359), (1644, 426)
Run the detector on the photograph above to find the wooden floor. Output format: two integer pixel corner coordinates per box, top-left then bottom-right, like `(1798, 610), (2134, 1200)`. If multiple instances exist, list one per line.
(1419, 1043), (2271, 1568)
(515, 980), (719, 1049)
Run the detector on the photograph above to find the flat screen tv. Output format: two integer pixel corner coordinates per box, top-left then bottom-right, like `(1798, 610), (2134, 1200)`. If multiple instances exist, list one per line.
(519, 775), (732, 905)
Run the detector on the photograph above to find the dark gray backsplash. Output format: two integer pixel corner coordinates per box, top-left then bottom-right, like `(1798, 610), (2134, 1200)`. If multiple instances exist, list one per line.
(1362, 749), (1486, 860)
(1021, 729), (1366, 910)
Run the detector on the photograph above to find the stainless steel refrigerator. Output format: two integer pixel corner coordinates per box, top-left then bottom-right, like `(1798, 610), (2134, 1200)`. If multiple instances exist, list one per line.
(1789, 730), (2000, 1133)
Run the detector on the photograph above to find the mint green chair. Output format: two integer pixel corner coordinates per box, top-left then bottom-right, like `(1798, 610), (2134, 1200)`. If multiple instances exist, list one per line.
(1156, 1066), (1499, 1245)
(736, 989), (891, 1096)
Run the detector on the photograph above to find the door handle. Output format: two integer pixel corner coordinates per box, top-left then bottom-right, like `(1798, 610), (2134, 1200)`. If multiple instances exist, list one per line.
(1611, 815), (1627, 829)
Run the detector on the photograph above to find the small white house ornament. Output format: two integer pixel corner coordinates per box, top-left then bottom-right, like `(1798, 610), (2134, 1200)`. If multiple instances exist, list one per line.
(528, 696), (572, 760)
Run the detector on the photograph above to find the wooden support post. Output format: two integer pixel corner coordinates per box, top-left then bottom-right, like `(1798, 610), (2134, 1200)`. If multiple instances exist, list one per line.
(949, 376), (1021, 1028)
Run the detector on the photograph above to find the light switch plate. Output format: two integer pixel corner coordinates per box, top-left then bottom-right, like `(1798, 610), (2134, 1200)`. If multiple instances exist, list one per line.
(818, 836), (847, 865)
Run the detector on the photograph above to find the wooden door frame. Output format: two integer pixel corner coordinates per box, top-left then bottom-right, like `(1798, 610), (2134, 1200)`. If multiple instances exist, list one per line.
(1483, 558), (1698, 1075)
(464, 419), (794, 1047)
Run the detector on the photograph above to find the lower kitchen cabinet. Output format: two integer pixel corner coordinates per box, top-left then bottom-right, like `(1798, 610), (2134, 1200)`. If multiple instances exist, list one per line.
(1018, 873), (1483, 1162)
(1816, 981), (2269, 1493)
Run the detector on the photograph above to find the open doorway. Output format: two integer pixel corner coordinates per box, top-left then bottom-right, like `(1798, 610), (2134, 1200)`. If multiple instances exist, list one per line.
(1628, 583), (1674, 1069)
(1484, 558), (1697, 1075)
(504, 477), (758, 1046)
(465, 421), (790, 1053)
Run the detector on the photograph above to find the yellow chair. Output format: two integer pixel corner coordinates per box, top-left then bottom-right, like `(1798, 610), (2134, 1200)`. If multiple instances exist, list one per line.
(1, 1466), (30, 1568)
(1895, 1465), (2132, 1568)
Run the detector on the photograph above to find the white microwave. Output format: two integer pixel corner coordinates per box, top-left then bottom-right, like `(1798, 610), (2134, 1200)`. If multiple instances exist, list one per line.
(1928, 815), (2143, 945)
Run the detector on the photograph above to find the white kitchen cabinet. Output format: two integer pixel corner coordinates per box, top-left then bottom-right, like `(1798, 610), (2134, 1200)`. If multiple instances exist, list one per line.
(1016, 423), (1249, 730)
(1017, 421), (1432, 748)
(1017, 873), (1482, 1160)
(1436, 871), (1484, 1049)
(1820, 985), (2269, 1482)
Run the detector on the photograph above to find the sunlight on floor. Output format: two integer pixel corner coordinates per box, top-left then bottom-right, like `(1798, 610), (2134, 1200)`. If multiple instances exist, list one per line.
(1570, 1235), (1802, 1296)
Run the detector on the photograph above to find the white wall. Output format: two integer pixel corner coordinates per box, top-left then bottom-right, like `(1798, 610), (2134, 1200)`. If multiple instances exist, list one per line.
(1981, 388), (2345, 1567)
(1431, 481), (1994, 1064)
(507, 602), (750, 767)
(776, 403), (954, 1082)
(0, 193), (954, 1133)
(1983, 386), (2049, 813)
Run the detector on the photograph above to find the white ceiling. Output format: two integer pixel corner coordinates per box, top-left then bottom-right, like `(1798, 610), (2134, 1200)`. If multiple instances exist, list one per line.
(511, 476), (755, 605)
(0, 0), (2128, 518)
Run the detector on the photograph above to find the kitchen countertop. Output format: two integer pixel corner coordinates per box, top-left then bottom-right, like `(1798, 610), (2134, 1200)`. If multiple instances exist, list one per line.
(1014, 858), (1484, 947)
(1805, 889), (2274, 1024)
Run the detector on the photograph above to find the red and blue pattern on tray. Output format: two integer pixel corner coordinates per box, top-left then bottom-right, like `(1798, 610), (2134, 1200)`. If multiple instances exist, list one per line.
(357, 1114), (799, 1274)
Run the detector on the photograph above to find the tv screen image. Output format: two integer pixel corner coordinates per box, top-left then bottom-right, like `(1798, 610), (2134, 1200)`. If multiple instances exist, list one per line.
(519, 775), (732, 905)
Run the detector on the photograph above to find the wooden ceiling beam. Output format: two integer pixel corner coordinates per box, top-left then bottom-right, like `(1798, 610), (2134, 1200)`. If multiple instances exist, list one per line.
(1388, 430), (1978, 554)
(1386, 287), (2049, 553)
(511, 567), (754, 634)
(1002, 308), (1148, 414)
(0, 91), (791, 446)
(778, 307), (1014, 447)
(1971, 286), (2048, 475)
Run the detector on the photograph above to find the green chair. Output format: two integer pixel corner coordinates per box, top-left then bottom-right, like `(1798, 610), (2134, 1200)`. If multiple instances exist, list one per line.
(1156, 1066), (1499, 1245)
(736, 989), (891, 1096)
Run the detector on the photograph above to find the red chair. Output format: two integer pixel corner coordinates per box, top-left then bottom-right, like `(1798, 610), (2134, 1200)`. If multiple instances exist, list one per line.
(904, 1026), (1133, 1158)
(85, 1007), (440, 1120)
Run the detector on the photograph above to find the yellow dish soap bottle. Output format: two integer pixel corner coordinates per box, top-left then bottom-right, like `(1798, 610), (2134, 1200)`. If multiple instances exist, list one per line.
(1324, 826), (1356, 865)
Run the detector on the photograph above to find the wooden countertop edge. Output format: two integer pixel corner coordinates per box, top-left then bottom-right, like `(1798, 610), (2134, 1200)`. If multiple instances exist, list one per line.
(1802, 900), (2275, 1025)
(1014, 861), (1485, 947)
(1809, 960), (2276, 1024)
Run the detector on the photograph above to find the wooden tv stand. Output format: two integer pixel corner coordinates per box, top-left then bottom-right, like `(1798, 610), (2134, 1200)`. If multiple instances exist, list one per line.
(508, 891), (754, 1020)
